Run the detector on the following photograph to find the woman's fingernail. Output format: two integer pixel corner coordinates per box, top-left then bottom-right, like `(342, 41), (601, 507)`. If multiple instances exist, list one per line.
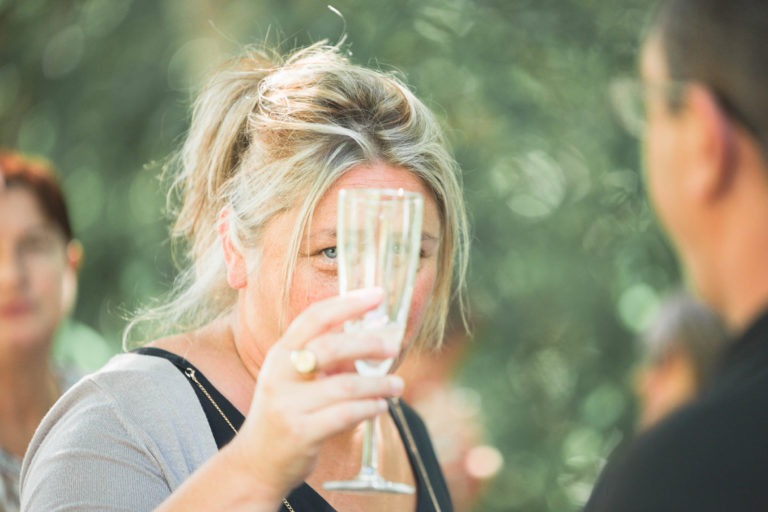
(348, 287), (384, 301)
(384, 339), (401, 354)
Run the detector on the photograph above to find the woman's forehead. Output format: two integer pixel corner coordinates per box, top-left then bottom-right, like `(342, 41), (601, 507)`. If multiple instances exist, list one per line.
(0, 186), (49, 227)
(309, 165), (441, 233)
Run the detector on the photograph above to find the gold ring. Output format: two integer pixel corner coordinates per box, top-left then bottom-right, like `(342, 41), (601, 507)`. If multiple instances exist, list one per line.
(290, 348), (318, 376)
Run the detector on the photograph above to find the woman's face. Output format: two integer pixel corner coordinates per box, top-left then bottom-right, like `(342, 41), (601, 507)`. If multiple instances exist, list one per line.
(0, 187), (75, 353)
(237, 163), (441, 355)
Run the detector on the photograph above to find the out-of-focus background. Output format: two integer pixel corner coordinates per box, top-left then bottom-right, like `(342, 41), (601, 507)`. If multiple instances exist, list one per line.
(1, 1), (679, 510)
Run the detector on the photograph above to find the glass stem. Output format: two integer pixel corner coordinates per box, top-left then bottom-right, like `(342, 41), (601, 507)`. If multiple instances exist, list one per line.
(360, 416), (379, 478)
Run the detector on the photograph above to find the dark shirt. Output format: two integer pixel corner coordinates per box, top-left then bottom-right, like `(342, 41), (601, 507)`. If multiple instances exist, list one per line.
(135, 347), (453, 512)
(585, 309), (768, 511)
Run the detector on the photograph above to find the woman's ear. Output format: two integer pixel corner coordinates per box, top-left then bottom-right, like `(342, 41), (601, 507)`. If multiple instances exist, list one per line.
(67, 239), (84, 272)
(60, 240), (83, 317)
(218, 208), (248, 289)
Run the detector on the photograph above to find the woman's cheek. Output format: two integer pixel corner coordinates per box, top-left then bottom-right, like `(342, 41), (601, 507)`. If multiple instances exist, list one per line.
(288, 268), (339, 320)
(406, 264), (437, 339)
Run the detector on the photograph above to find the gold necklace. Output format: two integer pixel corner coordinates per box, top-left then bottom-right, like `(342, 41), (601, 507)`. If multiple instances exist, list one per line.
(184, 368), (296, 512)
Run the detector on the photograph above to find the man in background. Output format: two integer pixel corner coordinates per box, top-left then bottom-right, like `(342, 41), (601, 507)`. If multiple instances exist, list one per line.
(586, 1), (768, 510)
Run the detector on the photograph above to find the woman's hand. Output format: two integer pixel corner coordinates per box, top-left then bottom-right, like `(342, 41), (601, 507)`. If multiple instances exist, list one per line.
(226, 287), (404, 502)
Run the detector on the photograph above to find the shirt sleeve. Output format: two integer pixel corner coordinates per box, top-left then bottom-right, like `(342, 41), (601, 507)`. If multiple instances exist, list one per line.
(20, 355), (216, 511)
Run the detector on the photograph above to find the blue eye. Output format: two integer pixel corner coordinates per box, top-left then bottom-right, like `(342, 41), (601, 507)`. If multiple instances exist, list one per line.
(321, 247), (337, 259)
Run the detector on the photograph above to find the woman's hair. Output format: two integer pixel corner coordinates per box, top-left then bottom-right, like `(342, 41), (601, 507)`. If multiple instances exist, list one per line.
(125, 42), (469, 350)
(0, 149), (74, 241)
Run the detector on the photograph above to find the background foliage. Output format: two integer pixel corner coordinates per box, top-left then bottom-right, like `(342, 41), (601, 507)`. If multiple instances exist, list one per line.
(1, 0), (680, 510)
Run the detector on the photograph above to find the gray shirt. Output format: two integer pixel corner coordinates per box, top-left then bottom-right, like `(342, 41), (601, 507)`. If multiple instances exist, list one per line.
(1, 366), (80, 512)
(20, 353), (217, 511)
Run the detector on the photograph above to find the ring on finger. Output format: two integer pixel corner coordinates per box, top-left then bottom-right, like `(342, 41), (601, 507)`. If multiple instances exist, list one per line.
(290, 348), (318, 377)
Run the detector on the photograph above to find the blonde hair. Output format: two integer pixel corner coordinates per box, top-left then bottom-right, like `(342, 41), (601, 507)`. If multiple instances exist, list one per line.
(125, 42), (469, 350)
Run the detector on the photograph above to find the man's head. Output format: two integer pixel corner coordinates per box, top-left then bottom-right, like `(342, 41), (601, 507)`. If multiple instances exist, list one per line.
(649, 0), (767, 153)
(639, 0), (768, 325)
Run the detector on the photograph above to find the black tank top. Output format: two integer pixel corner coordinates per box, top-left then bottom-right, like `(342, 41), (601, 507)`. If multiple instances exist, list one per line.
(134, 346), (453, 511)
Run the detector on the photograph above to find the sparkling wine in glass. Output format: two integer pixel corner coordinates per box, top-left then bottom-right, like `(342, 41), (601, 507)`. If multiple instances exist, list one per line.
(323, 187), (423, 494)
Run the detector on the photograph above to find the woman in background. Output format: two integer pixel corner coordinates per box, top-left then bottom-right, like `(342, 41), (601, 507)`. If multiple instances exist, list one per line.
(0, 150), (83, 511)
(21, 42), (469, 511)
(634, 291), (730, 431)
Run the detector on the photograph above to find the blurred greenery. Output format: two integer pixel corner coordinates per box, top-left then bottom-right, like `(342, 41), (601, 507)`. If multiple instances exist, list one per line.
(1, 0), (681, 510)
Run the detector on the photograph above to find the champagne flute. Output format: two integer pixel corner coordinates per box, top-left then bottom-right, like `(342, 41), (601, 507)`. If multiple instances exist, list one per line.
(323, 188), (423, 494)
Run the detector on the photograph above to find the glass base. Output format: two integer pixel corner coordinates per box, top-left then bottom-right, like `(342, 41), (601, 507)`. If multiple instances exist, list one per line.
(324, 473), (415, 495)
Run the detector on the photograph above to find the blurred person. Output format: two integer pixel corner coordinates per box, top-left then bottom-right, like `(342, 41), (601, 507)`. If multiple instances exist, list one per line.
(398, 316), (501, 511)
(586, 0), (768, 510)
(0, 150), (84, 511)
(20, 41), (469, 511)
(634, 291), (729, 431)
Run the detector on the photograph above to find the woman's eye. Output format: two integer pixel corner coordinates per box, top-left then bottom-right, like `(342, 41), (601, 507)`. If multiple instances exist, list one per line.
(20, 235), (57, 254)
(321, 247), (338, 260)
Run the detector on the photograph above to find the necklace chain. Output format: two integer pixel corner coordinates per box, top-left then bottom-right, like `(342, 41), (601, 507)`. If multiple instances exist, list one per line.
(184, 368), (444, 512)
(184, 367), (296, 512)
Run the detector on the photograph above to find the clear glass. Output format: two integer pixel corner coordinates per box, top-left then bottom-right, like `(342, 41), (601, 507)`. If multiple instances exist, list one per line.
(323, 188), (423, 494)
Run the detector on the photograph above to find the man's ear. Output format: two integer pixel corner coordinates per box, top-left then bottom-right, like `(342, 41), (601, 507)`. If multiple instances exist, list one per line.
(683, 84), (737, 201)
(218, 208), (248, 289)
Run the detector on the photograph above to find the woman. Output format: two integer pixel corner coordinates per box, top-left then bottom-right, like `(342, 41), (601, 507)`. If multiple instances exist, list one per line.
(21, 42), (469, 511)
(0, 150), (83, 512)
(634, 291), (729, 431)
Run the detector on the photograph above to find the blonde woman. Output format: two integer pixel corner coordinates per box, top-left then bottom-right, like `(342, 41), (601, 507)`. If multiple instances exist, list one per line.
(21, 42), (468, 511)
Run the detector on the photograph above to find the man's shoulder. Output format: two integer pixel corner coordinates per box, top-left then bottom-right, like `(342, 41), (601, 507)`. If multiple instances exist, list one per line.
(639, 374), (768, 473)
(586, 376), (768, 512)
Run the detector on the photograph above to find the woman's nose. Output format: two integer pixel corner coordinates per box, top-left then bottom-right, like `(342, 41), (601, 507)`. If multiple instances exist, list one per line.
(0, 248), (26, 290)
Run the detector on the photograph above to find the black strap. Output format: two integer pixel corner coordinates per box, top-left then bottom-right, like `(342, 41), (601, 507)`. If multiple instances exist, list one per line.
(389, 398), (454, 511)
(133, 347), (451, 511)
(132, 347), (243, 449)
(132, 347), (335, 511)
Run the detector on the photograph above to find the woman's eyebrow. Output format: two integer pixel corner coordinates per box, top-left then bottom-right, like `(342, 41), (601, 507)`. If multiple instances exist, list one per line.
(310, 230), (438, 242)
(22, 223), (60, 236)
(305, 229), (338, 244)
(314, 228), (337, 238)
